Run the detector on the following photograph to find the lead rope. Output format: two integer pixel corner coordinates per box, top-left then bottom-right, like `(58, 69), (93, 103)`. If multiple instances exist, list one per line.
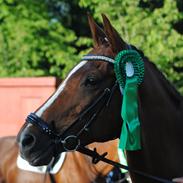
(77, 146), (174, 183)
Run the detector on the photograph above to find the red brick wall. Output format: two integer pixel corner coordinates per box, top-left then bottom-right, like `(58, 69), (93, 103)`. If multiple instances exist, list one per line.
(0, 77), (59, 137)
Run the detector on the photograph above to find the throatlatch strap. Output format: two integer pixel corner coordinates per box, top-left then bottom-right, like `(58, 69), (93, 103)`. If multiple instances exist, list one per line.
(114, 50), (144, 150)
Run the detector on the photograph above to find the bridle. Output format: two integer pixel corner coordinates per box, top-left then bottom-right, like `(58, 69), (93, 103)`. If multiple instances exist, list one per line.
(25, 50), (174, 183)
(26, 76), (118, 152)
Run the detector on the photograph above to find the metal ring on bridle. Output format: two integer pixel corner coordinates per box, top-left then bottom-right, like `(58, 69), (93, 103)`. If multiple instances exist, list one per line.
(61, 135), (80, 151)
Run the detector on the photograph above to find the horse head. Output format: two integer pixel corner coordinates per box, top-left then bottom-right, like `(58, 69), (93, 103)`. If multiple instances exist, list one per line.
(17, 14), (183, 183)
(17, 14), (128, 166)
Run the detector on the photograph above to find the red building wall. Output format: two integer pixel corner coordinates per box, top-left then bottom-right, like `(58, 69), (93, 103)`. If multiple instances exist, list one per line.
(0, 77), (59, 137)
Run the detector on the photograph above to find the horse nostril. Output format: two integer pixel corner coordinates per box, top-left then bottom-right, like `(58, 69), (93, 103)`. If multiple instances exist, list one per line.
(21, 134), (35, 148)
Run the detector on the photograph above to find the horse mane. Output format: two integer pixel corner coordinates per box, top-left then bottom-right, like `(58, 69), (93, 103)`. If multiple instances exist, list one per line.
(131, 45), (182, 105)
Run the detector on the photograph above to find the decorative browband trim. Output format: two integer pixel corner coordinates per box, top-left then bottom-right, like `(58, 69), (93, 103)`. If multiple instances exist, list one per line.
(81, 55), (115, 64)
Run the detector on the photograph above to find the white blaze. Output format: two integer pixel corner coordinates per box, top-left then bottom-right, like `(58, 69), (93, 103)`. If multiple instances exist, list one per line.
(36, 61), (88, 117)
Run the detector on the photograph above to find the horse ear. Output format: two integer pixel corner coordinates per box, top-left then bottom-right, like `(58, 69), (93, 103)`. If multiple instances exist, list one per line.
(88, 14), (108, 47)
(102, 14), (128, 53)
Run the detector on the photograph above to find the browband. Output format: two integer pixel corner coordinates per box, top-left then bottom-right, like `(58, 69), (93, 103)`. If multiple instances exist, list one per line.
(81, 55), (115, 64)
(81, 45), (132, 64)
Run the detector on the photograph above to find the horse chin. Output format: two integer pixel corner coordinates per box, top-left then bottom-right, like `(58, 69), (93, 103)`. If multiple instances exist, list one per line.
(21, 146), (54, 166)
(31, 152), (53, 166)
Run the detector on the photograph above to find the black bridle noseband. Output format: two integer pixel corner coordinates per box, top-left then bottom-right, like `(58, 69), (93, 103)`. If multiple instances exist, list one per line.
(25, 52), (174, 183)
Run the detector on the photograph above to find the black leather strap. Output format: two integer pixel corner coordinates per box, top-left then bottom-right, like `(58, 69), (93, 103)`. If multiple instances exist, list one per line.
(77, 146), (174, 183)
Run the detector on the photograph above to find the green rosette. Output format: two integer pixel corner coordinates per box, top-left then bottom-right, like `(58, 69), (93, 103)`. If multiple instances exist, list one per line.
(114, 50), (144, 151)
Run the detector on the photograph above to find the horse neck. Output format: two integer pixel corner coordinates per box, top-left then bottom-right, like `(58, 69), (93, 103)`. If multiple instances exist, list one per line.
(126, 59), (183, 182)
(57, 151), (107, 183)
(139, 59), (182, 119)
(138, 59), (183, 151)
(57, 141), (118, 183)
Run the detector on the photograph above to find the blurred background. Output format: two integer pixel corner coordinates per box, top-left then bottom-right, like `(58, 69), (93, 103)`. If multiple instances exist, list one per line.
(0, 0), (182, 136)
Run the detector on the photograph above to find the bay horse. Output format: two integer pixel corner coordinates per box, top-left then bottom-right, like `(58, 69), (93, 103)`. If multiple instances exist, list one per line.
(0, 136), (124, 183)
(17, 14), (183, 183)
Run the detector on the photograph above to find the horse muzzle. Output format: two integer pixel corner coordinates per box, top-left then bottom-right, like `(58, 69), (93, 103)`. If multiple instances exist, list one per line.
(17, 124), (55, 166)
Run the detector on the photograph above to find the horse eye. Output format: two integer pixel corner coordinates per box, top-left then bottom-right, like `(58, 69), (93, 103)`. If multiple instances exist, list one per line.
(85, 76), (97, 87)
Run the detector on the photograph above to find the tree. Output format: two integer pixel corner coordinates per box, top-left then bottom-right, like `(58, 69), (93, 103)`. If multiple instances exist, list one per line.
(0, 0), (80, 78)
(0, 0), (182, 94)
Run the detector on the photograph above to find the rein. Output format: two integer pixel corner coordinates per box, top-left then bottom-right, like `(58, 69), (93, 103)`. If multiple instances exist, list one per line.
(25, 50), (174, 183)
(77, 146), (174, 183)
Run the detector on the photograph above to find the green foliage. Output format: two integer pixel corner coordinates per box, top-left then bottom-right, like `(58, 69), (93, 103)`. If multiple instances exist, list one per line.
(79, 0), (183, 94)
(0, 0), (182, 94)
(0, 0), (79, 78)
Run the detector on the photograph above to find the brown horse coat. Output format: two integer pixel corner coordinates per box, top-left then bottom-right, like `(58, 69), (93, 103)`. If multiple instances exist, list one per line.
(0, 136), (119, 183)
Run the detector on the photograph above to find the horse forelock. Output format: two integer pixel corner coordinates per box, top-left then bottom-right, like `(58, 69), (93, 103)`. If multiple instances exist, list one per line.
(91, 45), (116, 58)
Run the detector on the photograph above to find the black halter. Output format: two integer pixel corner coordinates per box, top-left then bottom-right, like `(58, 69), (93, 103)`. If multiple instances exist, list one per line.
(26, 79), (118, 152)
